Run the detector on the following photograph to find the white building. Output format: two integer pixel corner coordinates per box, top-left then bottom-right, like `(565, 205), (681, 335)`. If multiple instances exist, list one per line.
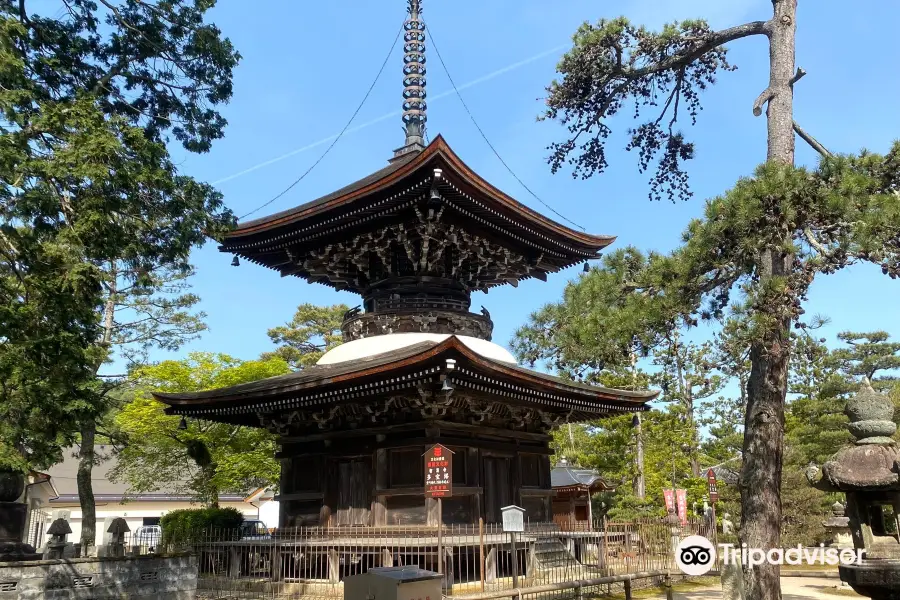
(23, 446), (271, 548)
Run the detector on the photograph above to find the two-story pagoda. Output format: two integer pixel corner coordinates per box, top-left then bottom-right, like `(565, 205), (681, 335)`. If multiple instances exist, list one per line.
(155, 0), (655, 530)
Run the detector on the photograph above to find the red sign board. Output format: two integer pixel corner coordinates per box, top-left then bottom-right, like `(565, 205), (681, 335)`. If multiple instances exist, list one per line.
(425, 444), (453, 498)
(707, 468), (719, 503)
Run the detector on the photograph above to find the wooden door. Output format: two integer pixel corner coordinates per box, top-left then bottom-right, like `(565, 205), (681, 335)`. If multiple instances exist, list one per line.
(335, 458), (372, 526)
(483, 456), (512, 523)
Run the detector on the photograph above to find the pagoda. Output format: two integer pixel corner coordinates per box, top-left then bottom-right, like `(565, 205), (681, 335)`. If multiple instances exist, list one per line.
(155, 0), (655, 529)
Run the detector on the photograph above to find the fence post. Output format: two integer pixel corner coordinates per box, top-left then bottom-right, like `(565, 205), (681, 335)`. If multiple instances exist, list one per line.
(511, 531), (519, 590)
(624, 577), (632, 600)
(479, 518), (485, 592)
(665, 572), (674, 600)
(437, 498), (443, 575)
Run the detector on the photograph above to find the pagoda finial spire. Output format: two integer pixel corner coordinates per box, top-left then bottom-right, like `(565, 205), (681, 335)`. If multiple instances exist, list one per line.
(392, 0), (427, 161)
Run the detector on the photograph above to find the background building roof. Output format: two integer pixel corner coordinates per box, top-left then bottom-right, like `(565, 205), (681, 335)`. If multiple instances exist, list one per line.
(45, 446), (244, 504)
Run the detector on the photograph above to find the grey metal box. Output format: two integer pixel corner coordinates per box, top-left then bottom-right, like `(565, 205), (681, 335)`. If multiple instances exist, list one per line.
(344, 567), (442, 600)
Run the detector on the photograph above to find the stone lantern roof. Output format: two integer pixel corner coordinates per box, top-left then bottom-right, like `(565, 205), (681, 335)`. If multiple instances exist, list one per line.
(815, 379), (900, 492)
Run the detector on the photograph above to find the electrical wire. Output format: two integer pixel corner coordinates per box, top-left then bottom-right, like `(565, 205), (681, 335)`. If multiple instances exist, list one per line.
(425, 27), (586, 232)
(239, 22), (405, 220)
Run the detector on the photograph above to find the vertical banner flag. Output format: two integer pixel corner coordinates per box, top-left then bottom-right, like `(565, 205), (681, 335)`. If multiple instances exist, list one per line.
(676, 488), (688, 526)
(663, 489), (675, 514)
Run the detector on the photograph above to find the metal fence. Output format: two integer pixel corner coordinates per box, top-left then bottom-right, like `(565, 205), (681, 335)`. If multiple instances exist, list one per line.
(23, 507), (51, 549)
(175, 518), (708, 600)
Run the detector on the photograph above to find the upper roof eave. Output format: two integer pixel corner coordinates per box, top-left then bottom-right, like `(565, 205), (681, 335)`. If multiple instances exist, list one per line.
(221, 135), (614, 251)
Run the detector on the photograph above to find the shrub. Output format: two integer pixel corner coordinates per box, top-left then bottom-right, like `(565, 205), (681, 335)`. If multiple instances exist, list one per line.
(160, 506), (244, 546)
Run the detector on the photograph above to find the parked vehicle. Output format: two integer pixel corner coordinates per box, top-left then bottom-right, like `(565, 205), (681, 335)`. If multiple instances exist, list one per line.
(240, 519), (271, 540)
(133, 525), (161, 550)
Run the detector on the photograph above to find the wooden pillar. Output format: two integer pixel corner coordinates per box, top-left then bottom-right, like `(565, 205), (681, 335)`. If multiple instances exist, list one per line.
(511, 452), (522, 508)
(586, 490), (594, 530)
(374, 448), (388, 525)
(228, 546), (241, 578)
(526, 543), (539, 579)
(271, 546), (282, 582)
(469, 448), (481, 523)
(426, 497), (440, 526)
(322, 457), (335, 528)
(568, 494), (576, 527)
(328, 549), (340, 582)
(443, 547), (455, 591)
(485, 547), (498, 583)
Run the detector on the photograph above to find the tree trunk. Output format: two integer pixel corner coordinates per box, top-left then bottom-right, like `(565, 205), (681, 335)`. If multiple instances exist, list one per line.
(630, 348), (645, 499)
(687, 387), (701, 478)
(77, 421), (97, 554)
(740, 2), (796, 600)
(77, 262), (117, 556)
(633, 413), (645, 499)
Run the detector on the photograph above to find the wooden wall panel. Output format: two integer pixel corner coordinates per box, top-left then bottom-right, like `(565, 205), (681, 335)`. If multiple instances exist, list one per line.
(385, 496), (427, 525)
(389, 448), (423, 487)
(520, 454), (542, 488)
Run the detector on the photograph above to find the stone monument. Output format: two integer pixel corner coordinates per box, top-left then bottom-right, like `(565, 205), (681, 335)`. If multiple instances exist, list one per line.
(823, 501), (854, 549)
(722, 512), (735, 536)
(808, 379), (900, 599)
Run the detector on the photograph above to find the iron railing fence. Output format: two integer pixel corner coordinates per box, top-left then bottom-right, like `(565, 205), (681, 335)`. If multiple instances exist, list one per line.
(175, 518), (709, 600)
(23, 508), (51, 549)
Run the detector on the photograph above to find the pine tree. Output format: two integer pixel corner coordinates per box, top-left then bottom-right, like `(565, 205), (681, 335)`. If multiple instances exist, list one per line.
(541, 4), (900, 597)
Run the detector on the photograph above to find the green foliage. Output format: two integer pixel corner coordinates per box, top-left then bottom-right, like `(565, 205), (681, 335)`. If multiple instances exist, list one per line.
(160, 506), (244, 544)
(0, 1), (239, 469)
(780, 449), (834, 547)
(262, 303), (347, 369)
(831, 331), (900, 392)
(513, 248), (674, 379)
(112, 353), (290, 504)
(544, 18), (738, 201)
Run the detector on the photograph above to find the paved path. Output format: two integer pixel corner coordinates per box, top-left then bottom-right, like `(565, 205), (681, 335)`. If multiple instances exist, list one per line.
(670, 576), (860, 600)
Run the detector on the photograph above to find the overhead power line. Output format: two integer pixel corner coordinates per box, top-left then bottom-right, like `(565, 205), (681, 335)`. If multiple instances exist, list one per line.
(211, 44), (567, 187)
(425, 27), (585, 232)
(238, 22), (405, 220)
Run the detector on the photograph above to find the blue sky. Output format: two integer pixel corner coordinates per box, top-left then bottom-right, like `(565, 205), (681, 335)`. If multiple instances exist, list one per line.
(145, 0), (900, 370)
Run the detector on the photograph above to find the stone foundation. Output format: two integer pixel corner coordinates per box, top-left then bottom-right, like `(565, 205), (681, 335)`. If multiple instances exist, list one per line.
(0, 554), (197, 600)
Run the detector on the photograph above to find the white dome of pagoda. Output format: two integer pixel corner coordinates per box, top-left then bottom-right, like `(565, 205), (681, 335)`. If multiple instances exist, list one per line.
(316, 333), (517, 366)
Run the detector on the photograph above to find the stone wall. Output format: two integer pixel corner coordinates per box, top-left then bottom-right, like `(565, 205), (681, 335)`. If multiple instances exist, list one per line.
(0, 554), (196, 600)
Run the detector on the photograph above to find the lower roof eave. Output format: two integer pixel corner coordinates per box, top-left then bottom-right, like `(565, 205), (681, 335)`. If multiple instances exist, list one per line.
(154, 336), (655, 421)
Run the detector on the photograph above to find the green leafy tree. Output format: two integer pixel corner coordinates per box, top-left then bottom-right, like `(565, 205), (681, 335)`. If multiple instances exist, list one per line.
(651, 335), (723, 477)
(542, 3), (900, 597)
(0, 0), (238, 547)
(76, 265), (208, 550)
(262, 303), (347, 369)
(113, 353), (290, 505)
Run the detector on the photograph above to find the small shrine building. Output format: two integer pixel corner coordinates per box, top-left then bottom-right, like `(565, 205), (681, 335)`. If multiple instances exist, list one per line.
(550, 459), (613, 527)
(155, 0), (655, 530)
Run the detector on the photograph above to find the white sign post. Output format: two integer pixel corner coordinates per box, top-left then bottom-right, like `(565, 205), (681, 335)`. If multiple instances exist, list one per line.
(501, 505), (525, 533)
(501, 506), (526, 588)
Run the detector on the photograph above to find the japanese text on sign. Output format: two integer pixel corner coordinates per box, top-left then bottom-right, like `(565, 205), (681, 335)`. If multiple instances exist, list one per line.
(424, 444), (453, 498)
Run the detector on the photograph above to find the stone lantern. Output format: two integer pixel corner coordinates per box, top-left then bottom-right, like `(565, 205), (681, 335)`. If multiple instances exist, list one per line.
(823, 502), (853, 549)
(44, 518), (72, 559)
(809, 379), (900, 599)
